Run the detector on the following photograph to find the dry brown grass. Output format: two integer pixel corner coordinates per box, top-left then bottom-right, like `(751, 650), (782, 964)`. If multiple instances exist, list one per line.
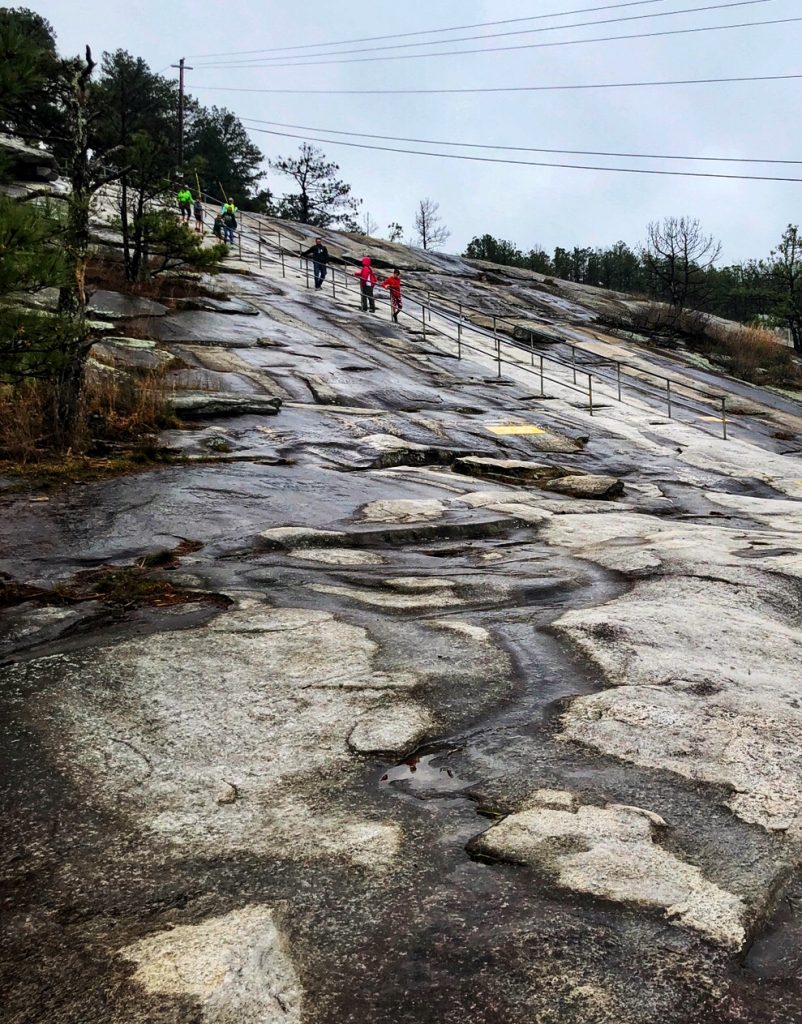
(700, 322), (801, 386)
(622, 302), (802, 387)
(0, 382), (57, 462)
(83, 369), (177, 441)
(0, 369), (177, 464)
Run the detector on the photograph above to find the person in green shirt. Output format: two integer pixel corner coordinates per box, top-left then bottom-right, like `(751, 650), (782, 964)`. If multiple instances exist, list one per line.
(177, 187), (193, 223)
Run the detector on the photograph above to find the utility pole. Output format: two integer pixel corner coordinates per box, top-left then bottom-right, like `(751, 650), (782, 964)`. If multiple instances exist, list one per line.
(171, 57), (193, 170)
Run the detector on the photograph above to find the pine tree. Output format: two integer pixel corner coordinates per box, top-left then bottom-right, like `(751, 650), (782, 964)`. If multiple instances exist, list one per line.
(270, 144), (360, 228)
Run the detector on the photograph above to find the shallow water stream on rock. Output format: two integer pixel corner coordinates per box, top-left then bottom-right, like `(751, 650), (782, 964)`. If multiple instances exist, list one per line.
(5, 249), (802, 1022)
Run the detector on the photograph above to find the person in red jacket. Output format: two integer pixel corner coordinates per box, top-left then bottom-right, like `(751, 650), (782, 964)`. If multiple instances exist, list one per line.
(354, 256), (377, 313)
(381, 268), (403, 323)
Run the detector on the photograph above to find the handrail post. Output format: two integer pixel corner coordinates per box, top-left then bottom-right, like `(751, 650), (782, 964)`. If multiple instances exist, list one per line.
(494, 316), (501, 378)
(278, 231), (286, 278)
(572, 345), (577, 385)
(238, 227), (242, 261)
(457, 303), (463, 359)
(427, 291), (432, 322)
(617, 362), (622, 402)
(539, 353), (544, 396)
(667, 379), (673, 418)
(422, 301), (427, 340)
(721, 396), (728, 440)
(257, 222), (262, 269)
(530, 335), (535, 367)
(588, 373), (594, 416)
(304, 257), (310, 289)
(332, 264), (337, 298)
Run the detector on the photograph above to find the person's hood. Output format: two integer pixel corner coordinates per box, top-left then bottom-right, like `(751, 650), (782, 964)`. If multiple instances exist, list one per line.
(361, 257), (372, 265)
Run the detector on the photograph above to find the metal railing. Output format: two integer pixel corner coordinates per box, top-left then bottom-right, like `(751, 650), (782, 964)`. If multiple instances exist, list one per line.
(234, 212), (731, 438)
(105, 179), (732, 439)
(413, 287), (731, 436)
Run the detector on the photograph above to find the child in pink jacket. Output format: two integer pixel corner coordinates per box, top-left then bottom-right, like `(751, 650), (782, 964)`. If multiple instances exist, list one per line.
(354, 257), (377, 313)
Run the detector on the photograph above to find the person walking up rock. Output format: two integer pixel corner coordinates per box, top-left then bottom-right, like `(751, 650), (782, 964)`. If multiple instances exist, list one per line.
(177, 186), (193, 223)
(221, 209), (237, 245)
(354, 257), (377, 313)
(301, 237), (330, 289)
(381, 268), (403, 322)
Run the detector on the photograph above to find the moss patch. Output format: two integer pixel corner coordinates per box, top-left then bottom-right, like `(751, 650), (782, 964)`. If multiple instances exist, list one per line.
(52, 566), (228, 610)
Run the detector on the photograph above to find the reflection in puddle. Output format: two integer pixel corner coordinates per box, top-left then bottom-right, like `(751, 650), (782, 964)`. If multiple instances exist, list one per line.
(380, 753), (473, 794)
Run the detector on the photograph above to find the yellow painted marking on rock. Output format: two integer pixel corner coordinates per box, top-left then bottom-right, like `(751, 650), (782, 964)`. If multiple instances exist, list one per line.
(487, 424), (546, 436)
(699, 416), (724, 423)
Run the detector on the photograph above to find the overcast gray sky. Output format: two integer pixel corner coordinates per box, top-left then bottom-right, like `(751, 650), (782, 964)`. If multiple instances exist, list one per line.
(30, 0), (802, 263)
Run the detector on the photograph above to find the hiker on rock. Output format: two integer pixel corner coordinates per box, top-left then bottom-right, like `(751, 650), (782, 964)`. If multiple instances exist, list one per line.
(381, 268), (403, 322)
(193, 197), (204, 235)
(221, 209), (237, 245)
(301, 237), (330, 290)
(212, 213), (223, 240)
(177, 186), (193, 223)
(220, 198), (238, 218)
(354, 256), (377, 313)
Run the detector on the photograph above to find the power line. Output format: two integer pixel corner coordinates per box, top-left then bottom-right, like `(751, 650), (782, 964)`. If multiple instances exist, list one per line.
(241, 117), (802, 165)
(190, 15), (802, 70)
(184, 0), (676, 59)
(191, 71), (802, 96)
(242, 125), (802, 182)
(193, 0), (776, 67)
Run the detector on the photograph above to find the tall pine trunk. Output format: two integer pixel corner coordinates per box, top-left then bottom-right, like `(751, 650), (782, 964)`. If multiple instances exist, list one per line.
(56, 47), (95, 450)
(120, 170), (132, 280)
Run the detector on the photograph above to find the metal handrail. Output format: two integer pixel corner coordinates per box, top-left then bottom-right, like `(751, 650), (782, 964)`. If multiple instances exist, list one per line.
(106, 179), (731, 439)
(415, 285), (723, 406)
(216, 211), (731, 439)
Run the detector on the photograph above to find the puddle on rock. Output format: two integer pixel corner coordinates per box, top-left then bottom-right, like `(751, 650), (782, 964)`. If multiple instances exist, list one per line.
(380, 752), (475, 796)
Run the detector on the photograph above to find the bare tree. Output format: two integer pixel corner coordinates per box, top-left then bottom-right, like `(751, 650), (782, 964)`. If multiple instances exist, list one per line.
(387, 222), (404, 243)
(360, 210), (378, 236)
(642, 216), (721, 313)
(414, 198), (450, 251)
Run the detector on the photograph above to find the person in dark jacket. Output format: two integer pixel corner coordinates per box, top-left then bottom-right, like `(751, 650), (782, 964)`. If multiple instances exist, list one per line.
(301, 238), (330, 289)
(221, 210), (237, 245)
(193, 198), (204, 235)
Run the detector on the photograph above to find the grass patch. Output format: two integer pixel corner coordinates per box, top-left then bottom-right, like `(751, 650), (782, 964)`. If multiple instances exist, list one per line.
(0, 577), (49, 608)
(52, 565), (228, 610)
(610, 301), (802, 388)
(2, 540), (230, 612)
(696, 322), (802, 387)
(0, 450), (186, 491)
(0, 368), (179, 466)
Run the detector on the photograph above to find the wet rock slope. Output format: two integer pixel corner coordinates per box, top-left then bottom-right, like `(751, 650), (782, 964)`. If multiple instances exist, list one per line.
(3, 228), (802, 1023)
